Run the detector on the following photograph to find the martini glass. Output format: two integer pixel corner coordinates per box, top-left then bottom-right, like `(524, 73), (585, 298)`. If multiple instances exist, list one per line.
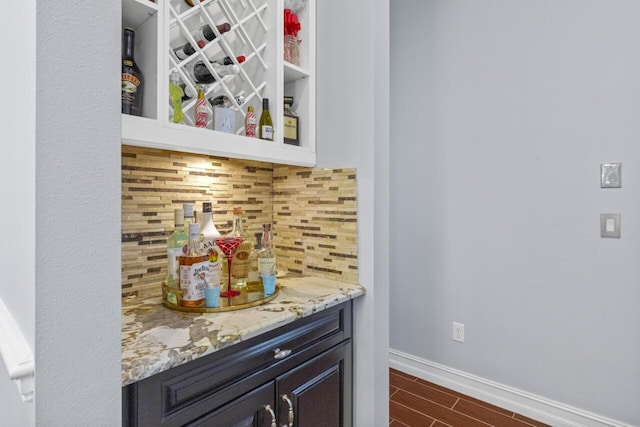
(214, 236), (244, 298)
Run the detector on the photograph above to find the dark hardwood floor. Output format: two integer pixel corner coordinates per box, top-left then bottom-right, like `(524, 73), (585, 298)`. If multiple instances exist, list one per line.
(389, 368), (551, 427)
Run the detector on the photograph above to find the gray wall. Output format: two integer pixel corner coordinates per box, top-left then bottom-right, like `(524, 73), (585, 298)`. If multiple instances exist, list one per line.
(1, 0), (36, 424)
(317, 0), (390, 424)
(34, 1), (122, 424)
(390, 1), (640, 424)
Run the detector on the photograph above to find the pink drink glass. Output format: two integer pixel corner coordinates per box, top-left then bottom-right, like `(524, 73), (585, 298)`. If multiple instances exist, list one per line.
(214, 237), (244, 298)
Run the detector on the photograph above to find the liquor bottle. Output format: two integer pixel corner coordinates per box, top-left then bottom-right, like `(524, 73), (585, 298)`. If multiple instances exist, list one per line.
(166, 208), (188, 305)
(283, 96), (299, 145)
(246, 232), (263, 286)
(178, 223), (208, 308)
(259, 98), (274, 141)
(245, 105), (256, 137)
(221, 207), (253, 289)
(183, 203), (195, 235)
(173, 23), (231, 60)
(193, 61), (241, 84)
(169, 71), (185, 124)
(258, 224), (276, 279)
(121, 28), (144, 116)
(195, 85), (208, 128)
(199, 202), (222, 290)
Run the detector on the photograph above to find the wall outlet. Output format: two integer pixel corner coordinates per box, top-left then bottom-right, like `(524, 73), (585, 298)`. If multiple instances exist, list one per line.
(453, 322), (465, 343)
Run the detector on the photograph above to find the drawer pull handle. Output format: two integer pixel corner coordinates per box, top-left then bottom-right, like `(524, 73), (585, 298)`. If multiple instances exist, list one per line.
(281, 394), (294, 427)
(273, 348), (292, 359)
(264, 405), (277, 427)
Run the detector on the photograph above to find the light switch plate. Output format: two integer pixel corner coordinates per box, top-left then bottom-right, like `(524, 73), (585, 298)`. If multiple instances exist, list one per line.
(600, 213), (621, 238)
(601, 163), (621, 188)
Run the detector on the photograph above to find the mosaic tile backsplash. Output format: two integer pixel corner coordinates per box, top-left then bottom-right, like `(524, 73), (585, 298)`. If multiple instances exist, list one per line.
(122, 146), (358, 299)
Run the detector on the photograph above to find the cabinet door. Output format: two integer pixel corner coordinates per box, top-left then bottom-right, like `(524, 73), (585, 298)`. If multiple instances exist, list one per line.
(185, 381), (275, 427)
(276, 342), (351, 427)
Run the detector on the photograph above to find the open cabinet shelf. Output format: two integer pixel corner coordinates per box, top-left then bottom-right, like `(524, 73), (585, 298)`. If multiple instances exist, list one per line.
(121, 0), (315, 166)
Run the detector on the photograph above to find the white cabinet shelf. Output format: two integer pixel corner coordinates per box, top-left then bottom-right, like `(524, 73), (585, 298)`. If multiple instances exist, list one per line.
(121, 0), (315, 166)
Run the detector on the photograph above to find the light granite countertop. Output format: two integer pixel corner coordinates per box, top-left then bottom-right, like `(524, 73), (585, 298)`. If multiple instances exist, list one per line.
(122, 276), (366, 386)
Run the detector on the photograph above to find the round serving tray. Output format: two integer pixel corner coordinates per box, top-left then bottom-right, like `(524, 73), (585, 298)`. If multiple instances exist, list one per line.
(162, 283), (280, 313)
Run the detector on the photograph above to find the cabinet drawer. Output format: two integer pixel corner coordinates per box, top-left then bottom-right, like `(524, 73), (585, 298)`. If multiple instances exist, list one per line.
(127, 301), (351, 426)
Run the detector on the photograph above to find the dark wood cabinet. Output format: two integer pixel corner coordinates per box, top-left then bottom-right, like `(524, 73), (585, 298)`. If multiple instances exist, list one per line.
(123, 302), (352, 426)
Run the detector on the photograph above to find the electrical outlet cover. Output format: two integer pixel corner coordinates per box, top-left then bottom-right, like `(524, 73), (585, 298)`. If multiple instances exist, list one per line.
(453, 322), (464, 343)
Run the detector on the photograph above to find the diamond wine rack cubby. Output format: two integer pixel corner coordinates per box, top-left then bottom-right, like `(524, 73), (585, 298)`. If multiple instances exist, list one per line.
(121, 0), (316, 166)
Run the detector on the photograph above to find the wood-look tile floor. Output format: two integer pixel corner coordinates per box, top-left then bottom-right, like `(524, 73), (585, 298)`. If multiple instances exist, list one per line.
(389, 368), (551, 427)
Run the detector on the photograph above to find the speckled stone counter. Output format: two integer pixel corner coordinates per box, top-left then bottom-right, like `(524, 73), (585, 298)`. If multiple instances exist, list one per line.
(122, 276), (365, 386)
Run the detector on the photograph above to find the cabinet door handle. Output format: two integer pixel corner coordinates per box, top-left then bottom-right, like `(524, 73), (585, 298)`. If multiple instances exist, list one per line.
(273, 348), (292, 359)
(281, 394), (294, 427)
(264, 405), (277, 427)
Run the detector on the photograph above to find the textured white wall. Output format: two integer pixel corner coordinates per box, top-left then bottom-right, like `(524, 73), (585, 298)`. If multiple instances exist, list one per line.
(390, 1), (640, 424)
(0, 0), (36, 424)
(35, 2), (122, 424)
(317, 0), (390, 425)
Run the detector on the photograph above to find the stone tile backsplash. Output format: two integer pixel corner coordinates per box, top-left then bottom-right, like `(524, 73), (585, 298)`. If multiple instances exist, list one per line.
(122, 145), (358, 299)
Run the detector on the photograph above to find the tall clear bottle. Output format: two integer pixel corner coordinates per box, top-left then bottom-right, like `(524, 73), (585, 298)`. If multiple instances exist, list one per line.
(166, 208), (188, 305)
(221, 207), (253, 289)
(258, 224), (276, 278)
(183, 203), (195, 235)
(246, 232), (263, 286)
(199, 202), (222, 287)
(178, 223), (208, 308)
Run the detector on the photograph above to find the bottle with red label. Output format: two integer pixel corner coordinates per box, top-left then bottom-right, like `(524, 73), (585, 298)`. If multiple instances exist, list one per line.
(195, 85), (208, 128)
(245, 105), (256, 137)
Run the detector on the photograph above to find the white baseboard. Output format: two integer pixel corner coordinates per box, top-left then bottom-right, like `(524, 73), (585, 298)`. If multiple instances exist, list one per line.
(389, 349), (632, 427)
(0, 298), (34, 403)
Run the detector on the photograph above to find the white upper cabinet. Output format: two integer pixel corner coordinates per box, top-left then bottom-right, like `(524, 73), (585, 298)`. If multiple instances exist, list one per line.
(121, 0), (315, 166)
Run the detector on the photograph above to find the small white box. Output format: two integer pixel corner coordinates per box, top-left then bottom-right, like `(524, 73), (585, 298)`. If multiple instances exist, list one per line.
(213, 106), (236, 134)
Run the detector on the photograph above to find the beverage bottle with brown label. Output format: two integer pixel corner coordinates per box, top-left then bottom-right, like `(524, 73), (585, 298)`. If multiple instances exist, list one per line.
(122, 28), (144, 116)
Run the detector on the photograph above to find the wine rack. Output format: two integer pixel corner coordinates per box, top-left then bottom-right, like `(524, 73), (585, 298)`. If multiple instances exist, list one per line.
(121, 0), (316, 167)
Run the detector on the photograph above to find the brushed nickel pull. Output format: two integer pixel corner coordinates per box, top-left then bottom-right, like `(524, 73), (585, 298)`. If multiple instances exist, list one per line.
(264, 405), (277, 427)
(281, 394), (294, 427)
(273, 348), (292, 360)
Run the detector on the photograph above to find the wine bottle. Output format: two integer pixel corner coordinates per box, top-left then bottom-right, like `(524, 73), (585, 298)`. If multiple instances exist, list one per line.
(178, 223), (208, 308)
(173, 23), (231, 60)
(259, 98), (274, 141)
(245, 105), (256, 137)
(192, 56), (244, 84)
(195, 85), (208, 128)
(121, 28), (144, 116)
